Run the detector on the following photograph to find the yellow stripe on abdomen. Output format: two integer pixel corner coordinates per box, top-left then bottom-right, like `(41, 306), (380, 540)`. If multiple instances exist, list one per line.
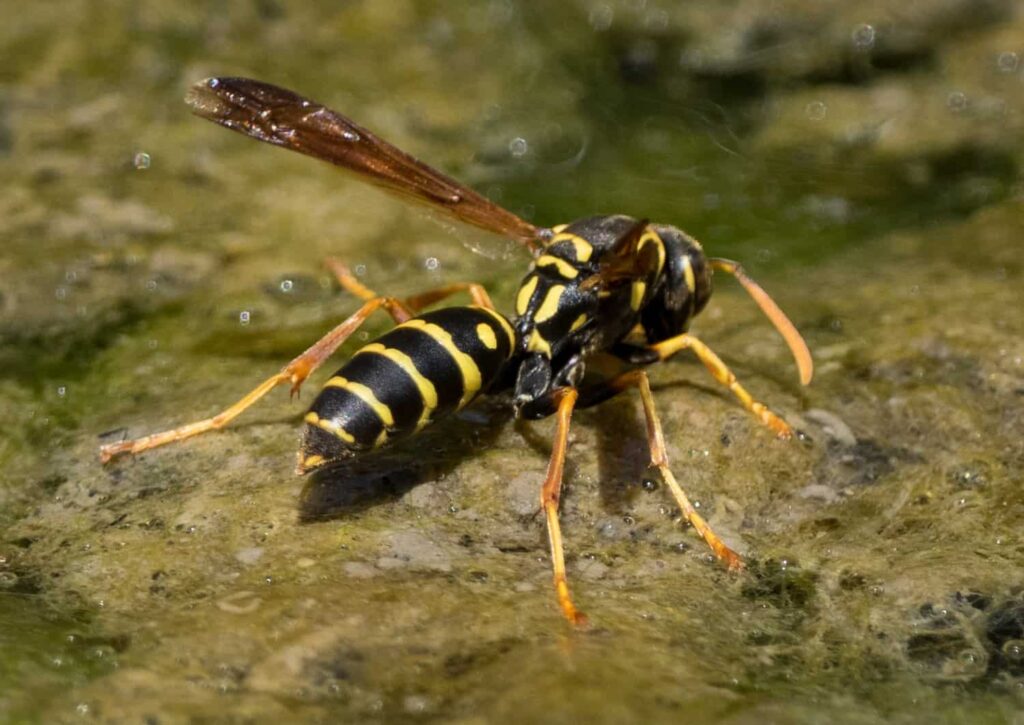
(323, 376), (395, 428)
(304, 411), (356, 444)
(355, 343), (437, 430)
(401, 319), (482, 408)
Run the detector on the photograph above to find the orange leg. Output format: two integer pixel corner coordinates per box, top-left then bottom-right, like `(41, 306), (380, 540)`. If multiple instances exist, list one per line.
(650, 333), (793, 439)
(99, 296), (411, 463)
(598, 370), (742, 569)
(325, 257), (495, 314)
(538, 387), (588, 627)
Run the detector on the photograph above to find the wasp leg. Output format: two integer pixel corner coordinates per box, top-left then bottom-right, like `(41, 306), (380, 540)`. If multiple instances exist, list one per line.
(535, 387), (587, 626)
(325, 257), (495, 315)
(99, 296), (410, 463)
(589, 370), (742, 570)
(649, 333), (792, 439)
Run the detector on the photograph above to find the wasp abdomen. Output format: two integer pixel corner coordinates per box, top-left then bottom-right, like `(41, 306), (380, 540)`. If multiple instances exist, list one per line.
(299, 306), (516, 472)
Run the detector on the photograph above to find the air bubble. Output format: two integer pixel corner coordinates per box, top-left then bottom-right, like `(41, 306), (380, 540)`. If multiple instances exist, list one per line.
(133, 152), (151, 170)
(805, 101), (828, 121)
(239, 310), (251, 326)
(57, 385), (67, 397)
(947, 91), (968, 112)
(279, 279), (294, 293)
(508, 137), (529, 157)
(851, 24), (875, 50)
(424, 257), (439, 271)
(997, 51), (1019, 73)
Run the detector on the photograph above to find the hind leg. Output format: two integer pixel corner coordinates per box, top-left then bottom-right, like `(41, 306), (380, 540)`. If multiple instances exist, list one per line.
(100, 295), (411, 463)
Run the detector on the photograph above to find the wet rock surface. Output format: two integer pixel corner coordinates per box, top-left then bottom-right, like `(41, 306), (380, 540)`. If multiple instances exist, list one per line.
(2, 0), (1024, 721)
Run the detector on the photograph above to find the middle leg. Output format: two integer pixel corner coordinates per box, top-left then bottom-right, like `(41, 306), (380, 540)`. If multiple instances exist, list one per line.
(325, 258), (495, 318)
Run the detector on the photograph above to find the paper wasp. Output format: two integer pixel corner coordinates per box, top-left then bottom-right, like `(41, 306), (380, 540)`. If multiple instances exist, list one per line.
(100, 77), (813, 625)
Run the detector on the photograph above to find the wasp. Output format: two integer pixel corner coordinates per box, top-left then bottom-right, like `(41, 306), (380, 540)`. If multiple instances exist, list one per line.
(101, 78), (813, 626)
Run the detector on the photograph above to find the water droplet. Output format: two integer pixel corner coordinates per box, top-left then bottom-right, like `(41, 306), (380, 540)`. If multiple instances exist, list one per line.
(805, 101), (828, 121)
(851, 24), (875, 49)
(641, 478), (658, 492)
(279, 279), (294, 293)
(55, 287), (68, 301)
(239, 310), (251, 326)
(354, 264), (367, 276)
(1003, 639), (1024, 661)
(508, 137), (529, 157)
(424, 257), (439, 271)
(947, 91), (968, 112)
(57, 385), (67, 398)
(997, 51), (1019, 73)
(133, 152), (151, 170)
(145, 279), (158, 292)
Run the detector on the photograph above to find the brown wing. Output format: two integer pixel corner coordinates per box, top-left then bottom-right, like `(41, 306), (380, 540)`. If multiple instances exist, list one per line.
(185, 77), (543, 250)
(580, 217), (652, 291)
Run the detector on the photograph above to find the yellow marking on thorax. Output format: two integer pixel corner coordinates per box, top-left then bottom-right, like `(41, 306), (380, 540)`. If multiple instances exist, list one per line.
(638, 230), (666, 276)
(301, 454), (324, 469)
(551, 223), (568, 233)
(476, 323), (497, 350)
(534, 285), (565, 324)
(323, 376), (394, 427)
(356, 343), (437, 430)
(682, 255), (696, 293)
(472, 306), (516, 351)
(536, 255), (579, 279)
(516, 275), (539, 316)
(630, 281), (647, 311)
(570, 314), (588, 332)
(402, 319), (482, 408)
(527, 328), (552, 356)
(550, 231), (593, 262)
(304, 411), (356, 444)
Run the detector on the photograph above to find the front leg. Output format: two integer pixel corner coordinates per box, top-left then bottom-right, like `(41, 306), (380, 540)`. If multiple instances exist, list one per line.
(650, 333), (793, 438)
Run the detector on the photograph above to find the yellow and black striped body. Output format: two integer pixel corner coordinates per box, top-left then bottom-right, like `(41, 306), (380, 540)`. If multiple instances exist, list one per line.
(515, 215), (649, 361)
(514, 215), (710, 359)
(510, 215), (713, 417)
(299, 306), (516, 472)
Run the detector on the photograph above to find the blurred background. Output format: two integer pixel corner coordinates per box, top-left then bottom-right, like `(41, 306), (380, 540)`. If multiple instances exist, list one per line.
(2, 1), (1023, 721)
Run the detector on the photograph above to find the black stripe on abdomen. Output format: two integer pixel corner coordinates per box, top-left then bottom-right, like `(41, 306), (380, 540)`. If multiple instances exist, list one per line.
(373, 326), (465, 416)
(332, 351), (425, 438)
